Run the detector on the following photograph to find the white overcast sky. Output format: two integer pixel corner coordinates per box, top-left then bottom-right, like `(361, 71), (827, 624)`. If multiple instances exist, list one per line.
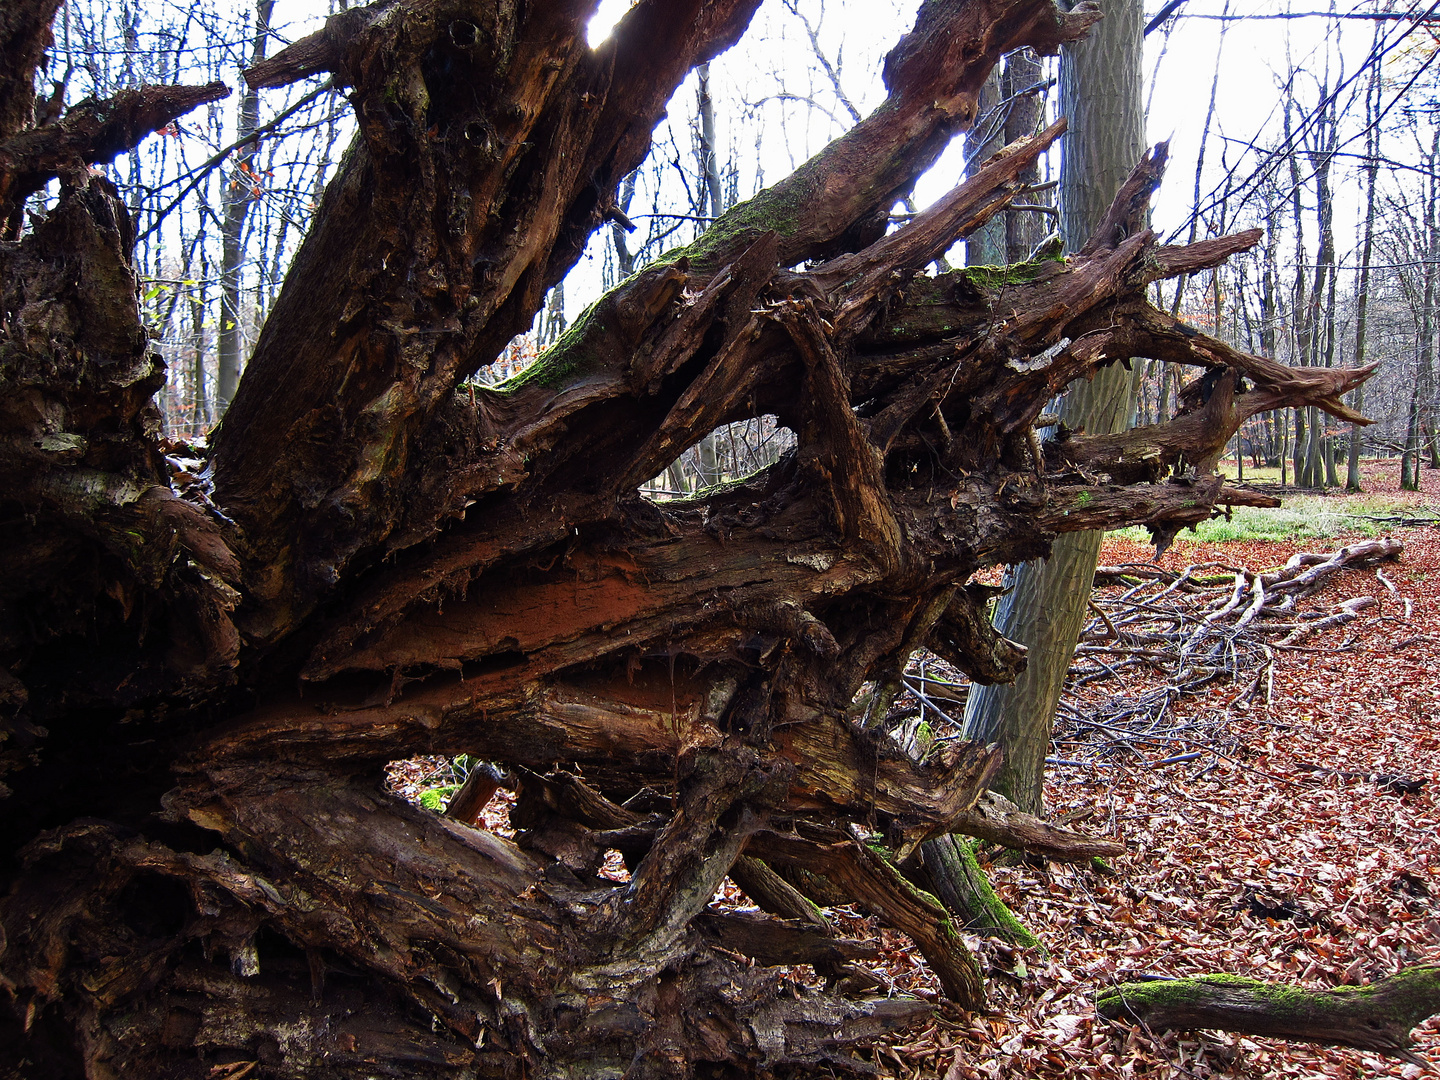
(259, 0), (1423, 318)
(577, 0), (1402, 227)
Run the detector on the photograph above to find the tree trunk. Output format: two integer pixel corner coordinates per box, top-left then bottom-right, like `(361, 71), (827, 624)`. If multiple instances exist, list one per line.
(964, 69), (1006, 266)
(1402, 385), (1422, 491)
(0, 1), (1377, 1076)
(916, 833), (1042, 950)
(190, 255), (211, 436)
(1424, 132), (1440, 474)
(959, 0), (1145, 816)
(1307, 99), (1338, 490)
(697, 61), (725, 225)
(1347, 49), (1380, 492)
(1280, 96), (1316, 489)
(216, 0), (273, 414)
(1304, 405), (1323, 487)
(1002, 49), (1050, 261)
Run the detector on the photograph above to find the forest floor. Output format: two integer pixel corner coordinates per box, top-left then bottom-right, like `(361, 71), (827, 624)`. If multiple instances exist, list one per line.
(873, 461), (1440, 1080)
(389, 461), (1440, 1079)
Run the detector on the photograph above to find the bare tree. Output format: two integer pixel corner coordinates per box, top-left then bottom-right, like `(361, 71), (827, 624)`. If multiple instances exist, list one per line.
(1347, 35), (1383, 492)
(216, 0), (274, 414)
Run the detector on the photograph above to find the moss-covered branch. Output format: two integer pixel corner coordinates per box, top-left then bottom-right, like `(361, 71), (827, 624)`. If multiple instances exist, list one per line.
(919, 833), (1043, 952)
(1097, 967), (1440, 1061)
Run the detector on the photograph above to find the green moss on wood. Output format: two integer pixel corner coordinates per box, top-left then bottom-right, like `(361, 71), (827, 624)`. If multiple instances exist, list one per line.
(497, 293), (613, 391)
(925, 833), (1043, 953)
(1098, 966), (1440, 1033)
(1099, 973), (1288, 1011)
(495, 108), (889, 395)
(667, 167), (819, 276)
(953, 837), (1043, 952)
(956, 247), (1066, 293)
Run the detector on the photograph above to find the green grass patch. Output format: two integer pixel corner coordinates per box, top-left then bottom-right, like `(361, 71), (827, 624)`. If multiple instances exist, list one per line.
(1109, 493), (1412, 545)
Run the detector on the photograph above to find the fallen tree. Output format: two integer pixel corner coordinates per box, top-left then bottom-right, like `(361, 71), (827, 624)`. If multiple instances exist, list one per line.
(1097, 967), (1440, 1064)
(0, 0), (1378, 1076)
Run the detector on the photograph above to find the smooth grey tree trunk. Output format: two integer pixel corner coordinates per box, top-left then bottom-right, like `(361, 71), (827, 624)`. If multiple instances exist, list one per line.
(1343, 92), (1370, 498)
(694, 60), (727, 487)
(1402, 384), (1422, 491)
(959, 0), (1143, 814)
(966, 51), (1049, 268)
(1280, 97), (1316, 487)
(1003, 49), (1049, 260)
(964, 69), (1006, 265)
(1410, 144), (1440, 491)
(191, 262), (209, 435)
(611, 171), (638, 279)
(1309, 101), (1339, 489)
(216, 0), (273, 415)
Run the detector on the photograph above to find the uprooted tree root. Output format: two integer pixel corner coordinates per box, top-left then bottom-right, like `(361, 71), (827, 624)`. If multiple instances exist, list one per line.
(0, 0), (1383, 1075)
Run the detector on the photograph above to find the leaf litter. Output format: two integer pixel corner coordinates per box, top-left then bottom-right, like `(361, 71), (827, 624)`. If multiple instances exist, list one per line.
(861, 468), (1440, 1079)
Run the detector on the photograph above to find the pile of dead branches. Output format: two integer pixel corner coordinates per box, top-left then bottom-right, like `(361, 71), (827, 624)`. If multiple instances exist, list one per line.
(1052, 537), (1405, 768)
(891, 539), (1405, 775)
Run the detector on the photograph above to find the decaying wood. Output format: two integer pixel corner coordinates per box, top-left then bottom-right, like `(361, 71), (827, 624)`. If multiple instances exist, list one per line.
(730, 855), (833, 928)
(696, 910), (881, 969)
(915, 832), (1044, 950)
(948, 790), (1125, 862)
(443, 760), (510, 824)
(0, 81), (230, 215)
(928, 583), (1031, 685)
(749, 823), (987, 1008)
(8, 801), (933, 1077)
(1097, 967), (1440, 1063)
(0, 0), (65, 233)
(207, 0), (1102, 640)
(0, 0), (1386, 1075)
